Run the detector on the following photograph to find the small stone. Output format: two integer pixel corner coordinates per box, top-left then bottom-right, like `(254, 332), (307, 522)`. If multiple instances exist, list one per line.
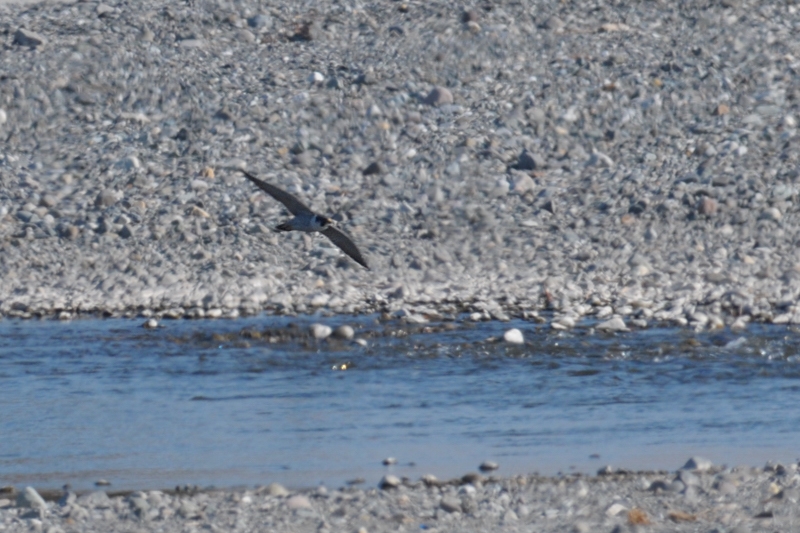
(503, 328), (524, 344)
(421, 474), (440, 486)
(543, 16), (565, 30)
(117, 225), (133, 239)
(461, 10), (479, 22)
(14, 28), (48, 48)
(440, 497), (462, 513)
(379, 475), (401, 489)
(760, 207), (782, 221)
(77, 491), (111, 509)
(363, 161), (384, 176)
(423, 86), (453, 106)
(628, 508), (650, 525)
(286, 495), (312, 510)
(514, 150), (540, 171)
(606, 502), (627, 517)
(382, 457), (397, 465)
(698, 197), (718, 216)
(115, 155), (140, 171)
(310, 324), (332, 339)
(512, 174), (536, 195)
(143, 318), (159, 329)
(127, 493), (149, 516)
(17, 487), (46, 510)
(479, 460), (499, 472)
(715, 103), (730, 115)
(263, 482), (289, 496)
(572, 522), (591, 533)
(96, 4), (115, 16)
(596, 316), (629, 332)
(682, 456), (713, 471)
(332, 325), (354, 340)
(597, 465), (614, 476)
(95, 190), (118, 208)
(0, 109), (6, 125)
(308, 71), (324, 84)
(94, 479), (110, 486)
(247, 14), (272, 30)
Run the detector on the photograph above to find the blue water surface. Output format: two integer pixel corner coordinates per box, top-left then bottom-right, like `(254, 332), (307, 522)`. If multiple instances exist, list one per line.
(1, 315), (799, 490)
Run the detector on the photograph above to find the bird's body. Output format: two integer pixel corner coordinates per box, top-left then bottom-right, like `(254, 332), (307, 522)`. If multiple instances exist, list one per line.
(276, 213), (329, 233)
(237, 169), (369, 269)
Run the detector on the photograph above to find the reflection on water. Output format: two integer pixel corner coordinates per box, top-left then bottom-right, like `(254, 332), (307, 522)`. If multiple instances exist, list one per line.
(1, 315), (799, 490)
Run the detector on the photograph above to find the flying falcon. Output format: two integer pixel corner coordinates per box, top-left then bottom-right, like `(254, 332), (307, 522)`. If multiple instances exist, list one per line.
(237, 169), (369, 269)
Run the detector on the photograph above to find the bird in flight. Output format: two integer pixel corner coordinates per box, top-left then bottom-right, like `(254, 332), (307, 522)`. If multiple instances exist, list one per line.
(237, 169), (369, 269)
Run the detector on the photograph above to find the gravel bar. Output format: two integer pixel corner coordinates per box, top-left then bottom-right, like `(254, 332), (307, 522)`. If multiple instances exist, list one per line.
(3, 459), (799, 533)
(1, 0), (800, 330)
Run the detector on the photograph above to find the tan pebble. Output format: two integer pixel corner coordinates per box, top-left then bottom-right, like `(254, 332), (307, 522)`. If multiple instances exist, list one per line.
(668, 510), (697, 522)
(698, 197), (718, 215)
(628, 508), (650, 525)
(201, 167), (215, 179)
(715, 103), (730, 115)
(276, 146), (289, 156)
(190, 206), (210, 218)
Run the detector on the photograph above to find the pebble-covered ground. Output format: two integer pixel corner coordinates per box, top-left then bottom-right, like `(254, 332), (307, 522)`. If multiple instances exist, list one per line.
(1, 0), (800, 327)
(2, 459), (799, 533)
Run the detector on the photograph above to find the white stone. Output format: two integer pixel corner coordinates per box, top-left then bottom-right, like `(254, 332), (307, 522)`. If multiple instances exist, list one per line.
(503, 328), (524, 344)
(310, 323), (332, 339)
(286, 495), (312, 509)
(17, 487), (47, 510)
(605, 502), (627, 517)
(596, 316), (628, 332)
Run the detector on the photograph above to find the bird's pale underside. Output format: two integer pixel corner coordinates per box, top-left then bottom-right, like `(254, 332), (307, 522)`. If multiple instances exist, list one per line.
(237, 169), (369, 269)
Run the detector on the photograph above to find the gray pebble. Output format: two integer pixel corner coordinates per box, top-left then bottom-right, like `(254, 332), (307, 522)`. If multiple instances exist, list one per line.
(479, 460), (499, 472)
(439, 496), (462, 513)
(13, 28), (47, 48)
(423, 86), (453, 106)
(332, 325), (354, 340)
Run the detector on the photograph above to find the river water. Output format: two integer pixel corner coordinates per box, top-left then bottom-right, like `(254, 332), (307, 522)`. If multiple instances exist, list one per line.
(1, 315), (799, 491)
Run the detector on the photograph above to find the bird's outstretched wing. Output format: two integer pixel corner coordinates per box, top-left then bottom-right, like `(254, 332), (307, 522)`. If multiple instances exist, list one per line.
(322, 226), (369, 269)
(238, 169), (313, 216)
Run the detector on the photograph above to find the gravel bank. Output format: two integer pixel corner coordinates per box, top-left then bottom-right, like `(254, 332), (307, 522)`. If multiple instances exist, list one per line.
(1, 0), (800, 328)
(3, 459), (799, 533)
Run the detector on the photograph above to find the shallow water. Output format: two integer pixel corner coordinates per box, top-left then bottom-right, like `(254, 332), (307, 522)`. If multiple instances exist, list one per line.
(1, 315), (799, 491)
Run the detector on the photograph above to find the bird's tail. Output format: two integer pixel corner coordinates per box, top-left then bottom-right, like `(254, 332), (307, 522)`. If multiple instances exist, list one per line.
(275, 223), (292, 232)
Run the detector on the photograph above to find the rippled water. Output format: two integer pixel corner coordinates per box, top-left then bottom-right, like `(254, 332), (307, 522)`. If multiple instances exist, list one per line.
(2, 315), (800, 491)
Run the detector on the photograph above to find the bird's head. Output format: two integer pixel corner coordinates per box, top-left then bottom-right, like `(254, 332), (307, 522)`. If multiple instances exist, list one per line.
(315, 215), (333, 228)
